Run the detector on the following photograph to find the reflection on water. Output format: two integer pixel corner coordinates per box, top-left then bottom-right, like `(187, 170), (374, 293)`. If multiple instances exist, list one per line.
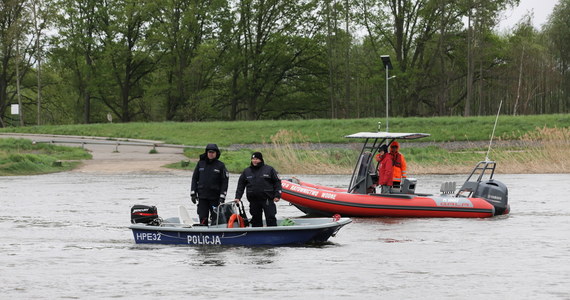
(187, 246), (280, 267)
(1, 172), (570, 298)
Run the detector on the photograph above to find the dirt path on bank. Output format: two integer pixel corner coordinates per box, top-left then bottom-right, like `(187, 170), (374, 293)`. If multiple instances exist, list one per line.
(1, 133), (189, 174)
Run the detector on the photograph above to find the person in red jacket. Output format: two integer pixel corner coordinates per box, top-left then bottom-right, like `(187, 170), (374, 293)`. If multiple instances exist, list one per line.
(375, 145), (393, 194)
(390, 141), (407, 190)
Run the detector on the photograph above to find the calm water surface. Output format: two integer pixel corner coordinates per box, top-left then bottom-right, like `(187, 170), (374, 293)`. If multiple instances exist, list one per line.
(1, 172), (569, 299)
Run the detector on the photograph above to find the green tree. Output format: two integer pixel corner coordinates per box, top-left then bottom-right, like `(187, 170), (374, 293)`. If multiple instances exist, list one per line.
(147, 0), (230, 121)
(355, 0), (519, 117)
(227, 0), (324, 120)
(356, 0), (464, 116)
(51, 0), (110, 124)
(544, 0), (570, 113)
(97, 0), (158, 122)
(30, 0), (55, 125)
(0, 0), (31, 127)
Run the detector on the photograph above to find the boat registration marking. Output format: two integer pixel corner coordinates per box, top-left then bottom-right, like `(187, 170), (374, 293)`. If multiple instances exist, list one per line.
(136, 232), (162, 241)
(187, 234), (222, 245)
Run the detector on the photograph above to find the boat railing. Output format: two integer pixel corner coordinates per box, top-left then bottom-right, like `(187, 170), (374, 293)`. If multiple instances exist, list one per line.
(456, 161), (497, 197)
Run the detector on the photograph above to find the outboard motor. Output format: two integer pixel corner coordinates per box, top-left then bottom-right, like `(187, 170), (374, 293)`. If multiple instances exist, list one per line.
(130, 205), (161, 225)
(472, 180), (509, 215)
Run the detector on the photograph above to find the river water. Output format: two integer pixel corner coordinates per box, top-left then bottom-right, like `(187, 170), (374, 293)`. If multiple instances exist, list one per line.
(1, 172), (569, 299)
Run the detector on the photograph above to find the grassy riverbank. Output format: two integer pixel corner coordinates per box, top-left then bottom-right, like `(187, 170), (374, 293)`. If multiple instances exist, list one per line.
(2, 114), (570, 145)
(1, 114), (569, 174)
(0, 138), (91, 176)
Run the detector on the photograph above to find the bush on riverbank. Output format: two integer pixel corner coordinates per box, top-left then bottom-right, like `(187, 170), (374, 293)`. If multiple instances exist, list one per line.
(496, 127), (570, 174)
(218, 127), (570, 175)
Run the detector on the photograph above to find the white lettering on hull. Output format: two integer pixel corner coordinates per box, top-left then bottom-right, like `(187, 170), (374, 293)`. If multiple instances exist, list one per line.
(320, 192), (337, 200)
(187, 234), (222, 245)
(136, 232), (162, 241)
(289, 185), (319, 196)
(284, 182), (338, 200)
(434, 197), (473, 208)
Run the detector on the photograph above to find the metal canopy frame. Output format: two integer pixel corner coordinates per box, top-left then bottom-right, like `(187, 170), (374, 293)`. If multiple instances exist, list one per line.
(346, 132), (429, 194)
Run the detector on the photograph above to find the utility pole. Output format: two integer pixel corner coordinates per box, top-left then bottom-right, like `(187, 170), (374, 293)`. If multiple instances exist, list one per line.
(381, 55), (394, 132)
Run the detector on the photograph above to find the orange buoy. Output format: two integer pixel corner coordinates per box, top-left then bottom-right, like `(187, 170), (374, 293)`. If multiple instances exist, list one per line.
(227, 214), (246, 228)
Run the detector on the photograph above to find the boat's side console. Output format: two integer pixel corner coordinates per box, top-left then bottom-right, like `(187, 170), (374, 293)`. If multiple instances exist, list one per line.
(399, 178), (417, 194)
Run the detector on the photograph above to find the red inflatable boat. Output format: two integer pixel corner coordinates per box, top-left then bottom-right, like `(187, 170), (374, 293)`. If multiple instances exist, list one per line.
(281, 132), (510, 218)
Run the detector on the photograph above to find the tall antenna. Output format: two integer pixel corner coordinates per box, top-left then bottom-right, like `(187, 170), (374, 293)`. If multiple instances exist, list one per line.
(485, 100), (502, 162)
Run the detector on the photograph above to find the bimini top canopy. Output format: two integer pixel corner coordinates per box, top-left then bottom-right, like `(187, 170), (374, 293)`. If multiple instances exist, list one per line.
(344, 132), (430, 139)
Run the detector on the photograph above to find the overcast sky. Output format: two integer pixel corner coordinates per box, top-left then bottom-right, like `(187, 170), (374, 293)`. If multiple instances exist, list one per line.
(497, 0), (559, 30)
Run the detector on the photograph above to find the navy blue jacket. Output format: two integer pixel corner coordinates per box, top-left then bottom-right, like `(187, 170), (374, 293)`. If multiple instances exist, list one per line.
(235, 163), (281, 201)
(191, 145), (229, 200)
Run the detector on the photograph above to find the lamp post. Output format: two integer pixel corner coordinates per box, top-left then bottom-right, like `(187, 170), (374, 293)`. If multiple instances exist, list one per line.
(381, 55), (394, 132)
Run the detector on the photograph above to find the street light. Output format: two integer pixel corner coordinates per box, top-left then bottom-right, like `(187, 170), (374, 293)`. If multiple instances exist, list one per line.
(381, 55), (394, 132)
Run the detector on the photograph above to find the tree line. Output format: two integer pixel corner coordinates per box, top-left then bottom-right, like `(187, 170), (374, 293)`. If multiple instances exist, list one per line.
(1, 0), (569, 126)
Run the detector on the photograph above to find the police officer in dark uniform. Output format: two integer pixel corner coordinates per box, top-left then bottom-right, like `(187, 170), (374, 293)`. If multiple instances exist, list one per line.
(190, 144), (229, 225)
(234, 152), (282, 227)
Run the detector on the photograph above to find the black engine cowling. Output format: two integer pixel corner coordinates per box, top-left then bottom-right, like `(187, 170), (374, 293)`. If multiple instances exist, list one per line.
(472, 180), (509, 215)
(130, 205), (160, 224)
